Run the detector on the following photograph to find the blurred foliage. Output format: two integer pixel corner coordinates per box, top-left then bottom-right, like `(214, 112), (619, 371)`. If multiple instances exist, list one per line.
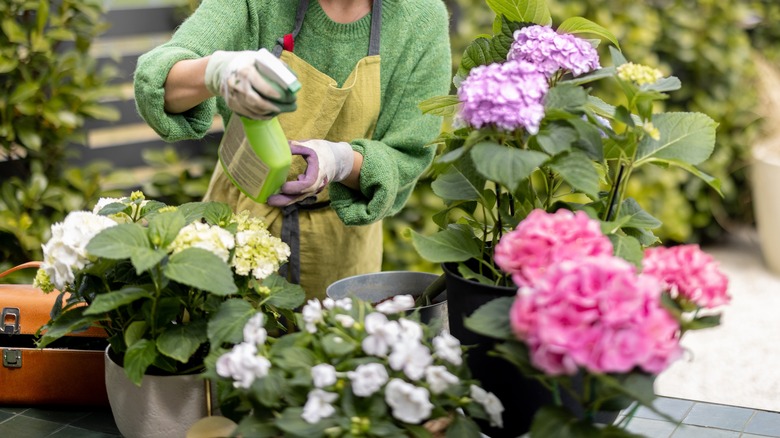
(0, 0), (121, 276)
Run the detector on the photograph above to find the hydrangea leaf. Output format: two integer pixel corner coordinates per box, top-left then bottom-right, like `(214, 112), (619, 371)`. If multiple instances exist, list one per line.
(86, 223), (149, 259)
(148, 210), (186, 249)
(547, 150), (601, 199)
(410, 226), (482, 263)
(164, 247), (237, 295)
(418, 95), (459, 117)
(83, 286), (152, 315)
(252, 369), (286, 408)
(36, 307), (102, 348)
(486, 0), (552, 26)
(124, 339), (158, 386)
(208, 298), (255, 346)
(470, 141), (548, 192)
(431, 162), (484, 202)
(263, 273), (306, 310)
(463, 297), (515, 340)
(608, 234), (643, 268)
(130, 247), (167, 274)
(457, 37), (494, 79)
(557, 16), (621, 51)
(615, 198), (663, 229)
(635, 112), (718, 165)
(647, 159), (722, 196)
(157, 319), (208, 363)
(534, 122), (577, 155)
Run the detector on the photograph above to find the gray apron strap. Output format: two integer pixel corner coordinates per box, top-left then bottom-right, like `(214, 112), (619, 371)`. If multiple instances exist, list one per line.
(277, 0), (382, 286)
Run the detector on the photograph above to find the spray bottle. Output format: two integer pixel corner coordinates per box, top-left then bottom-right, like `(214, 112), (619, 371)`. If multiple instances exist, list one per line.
(218, 48), (301, 204)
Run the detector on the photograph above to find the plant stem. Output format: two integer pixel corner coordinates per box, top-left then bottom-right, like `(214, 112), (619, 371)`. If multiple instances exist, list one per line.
(604, 162), (626, 222)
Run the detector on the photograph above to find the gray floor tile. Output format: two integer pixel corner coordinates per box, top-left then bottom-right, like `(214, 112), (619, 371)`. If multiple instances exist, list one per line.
(671, 424), (740, 437)
(635, 398), (695, 422)
(742, 434), (779, 438)
(21, 407), (90, 425)
(69, 410), (120, 434)
(744, 410), (780, 437)
(623, 417), (677, 438)
(683, 402), (754, 431)
(0, 415), (64, 438)
(0, 410), (15, 423)
(47, 425), (121, 438)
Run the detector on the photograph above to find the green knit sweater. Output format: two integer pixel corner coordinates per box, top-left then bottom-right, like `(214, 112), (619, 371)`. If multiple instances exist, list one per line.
(134, 0), (451, 225)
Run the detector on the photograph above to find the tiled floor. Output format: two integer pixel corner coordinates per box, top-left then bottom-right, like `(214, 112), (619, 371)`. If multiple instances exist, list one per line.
(1, 396), (779, 437)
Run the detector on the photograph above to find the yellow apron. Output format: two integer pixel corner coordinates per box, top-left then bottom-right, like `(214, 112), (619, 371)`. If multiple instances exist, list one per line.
(203, 0), (383, 299)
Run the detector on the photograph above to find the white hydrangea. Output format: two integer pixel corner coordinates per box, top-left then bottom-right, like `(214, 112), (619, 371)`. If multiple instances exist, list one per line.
(302, 389), (338, 424)
(232, 228), (290, 280)
(388, 339), (432, 381)
(425, 365), (460, 394)
(302, 299), (324, 333)
(470, 385), (505, 428)
(334, 314), (355, 328)
(433, 332), (463, 366)
(242, 313), (267, 347)
(40, 211), (118, 290)
(375, 294), (415, 314)
(362, 312), (400, 357)
(311, 364), (337, 388)
(347, 363), (389, 397)
(169, 221), (235, 263)
(215, 342), (271, 389)
(385, 378), (433, 424)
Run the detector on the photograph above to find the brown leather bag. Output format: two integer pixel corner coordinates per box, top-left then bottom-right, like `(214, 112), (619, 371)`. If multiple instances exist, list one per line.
(0, 262), (109, 406)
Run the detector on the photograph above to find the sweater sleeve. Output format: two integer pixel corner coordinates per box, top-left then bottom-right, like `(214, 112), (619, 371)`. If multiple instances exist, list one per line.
(329, 3), (452, 226)
(133, 0), (261, 142)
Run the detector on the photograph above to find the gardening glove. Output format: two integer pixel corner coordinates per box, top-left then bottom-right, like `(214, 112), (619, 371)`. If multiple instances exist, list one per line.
(267, 139), (355, 207)
(204, 50), (297, 120)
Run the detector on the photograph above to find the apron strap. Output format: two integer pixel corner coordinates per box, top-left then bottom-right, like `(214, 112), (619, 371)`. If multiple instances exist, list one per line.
(279, 201), (330, 285)
(368, 0), (382, 57)
(273, 0), (310, 57)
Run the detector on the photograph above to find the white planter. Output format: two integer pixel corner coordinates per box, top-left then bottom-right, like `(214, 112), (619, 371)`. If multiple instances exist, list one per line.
(104, 347), (212, 438)
(751, 139), (780, 275)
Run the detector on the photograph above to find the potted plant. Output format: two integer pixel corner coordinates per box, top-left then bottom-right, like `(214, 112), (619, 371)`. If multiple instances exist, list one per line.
(32, 191), (305, 438)
(408, 0), (720, 434)
(465, 208), (730, 437)
(189, 295), (504, 437)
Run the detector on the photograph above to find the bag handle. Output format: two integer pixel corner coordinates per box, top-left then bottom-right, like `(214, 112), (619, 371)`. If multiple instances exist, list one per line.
(0, 262), (42, 280)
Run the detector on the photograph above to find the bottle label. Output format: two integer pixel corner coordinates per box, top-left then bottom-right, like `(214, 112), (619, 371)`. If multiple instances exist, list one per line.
(218, 117), (270, 199)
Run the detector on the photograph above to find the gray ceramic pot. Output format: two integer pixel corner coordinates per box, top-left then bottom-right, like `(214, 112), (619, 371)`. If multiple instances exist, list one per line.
(326, 271), (447, 327)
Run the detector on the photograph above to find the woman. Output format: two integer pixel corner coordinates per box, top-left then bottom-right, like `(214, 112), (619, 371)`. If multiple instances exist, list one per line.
(134, 0), (452, 298)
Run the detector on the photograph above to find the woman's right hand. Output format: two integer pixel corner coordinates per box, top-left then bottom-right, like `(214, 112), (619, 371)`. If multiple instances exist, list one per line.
(204, 50), (297, 120)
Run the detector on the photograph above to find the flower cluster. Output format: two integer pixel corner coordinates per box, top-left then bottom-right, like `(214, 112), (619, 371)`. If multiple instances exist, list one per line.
(507, 25), (601, 77)
(209, 296), (504, 437)
(457, 59), (548, 133)
(231, 211), (291, 280)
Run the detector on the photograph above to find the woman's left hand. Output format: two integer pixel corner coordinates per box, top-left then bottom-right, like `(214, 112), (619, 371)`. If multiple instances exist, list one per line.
(267, 139), (355, 207)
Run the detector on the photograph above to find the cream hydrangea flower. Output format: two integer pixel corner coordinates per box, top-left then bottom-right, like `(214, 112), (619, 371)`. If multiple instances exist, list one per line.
(617, 62), (663, 86)
(39, 211), (118, 291)
(231, 211), (290, 280)
(168, 221), (235, 263)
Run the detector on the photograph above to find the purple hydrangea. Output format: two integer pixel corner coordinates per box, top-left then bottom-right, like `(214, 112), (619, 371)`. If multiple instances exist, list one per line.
(457, 60), (549, 133)
(508, 25), (601, 77)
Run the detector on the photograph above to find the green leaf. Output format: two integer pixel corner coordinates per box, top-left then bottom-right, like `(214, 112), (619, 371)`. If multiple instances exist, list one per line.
(486, 0), (552, 26)
(2, 18), (27, 43)
(431, 163), (485, 201)
(0, 56), (18, 73)
(16, 126), (42, 151)
(129, 247), (167, 274)
(535, 123), (577, 155)
(207, 299), (255, 347)
(558, 16), (621, 50)
(202, 202), (234, 226)
(635, 113), (718, 166)
(471, 142), (548, 191)
(235, 416), (279, 438)
(615, 198), (662, 229)
(684, 314), (722, 331)
(458, 37), (493, 77)
(608, 234), (643, 267)
(124, 339), (159, 386)
(651, 159), (723, 196)
(86, 223), (150, 259)
(276, 407), (335, 436)
(148, 210), (186, 248)
(263, 273), (306, 309)
(446, 414), (482, 438)
(545, 83), (589, 113)
(157, 319), (208, 363)
(463, 297), (515, 340)
(322, 333), (356, 358)
(274, 346), (317, 371)
(419, 95), (459, 117)
(644, 76), (681, 93)
(561, 66), (616, 86)
(83, 286), (152, 315)
(10, 82), (39, 104)
(490, 16), (527, 60)
(251, 370), (286, 407)
(80, 103), (120, 121)
(124, 321), (148, 348)
(410, 227), (482, 263)
(547, 150), (600, 198)
(36, 307), (102, 348)
(164, 248), (238, 295)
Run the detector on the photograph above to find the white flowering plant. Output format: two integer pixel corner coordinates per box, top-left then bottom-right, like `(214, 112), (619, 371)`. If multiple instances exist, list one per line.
(197, 295), (503, 437)
(34, 191), (305, 385)
(410, 0), (720, 285)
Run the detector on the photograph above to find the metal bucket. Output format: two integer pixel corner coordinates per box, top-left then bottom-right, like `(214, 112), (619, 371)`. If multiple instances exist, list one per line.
(326, 271), (447, 327)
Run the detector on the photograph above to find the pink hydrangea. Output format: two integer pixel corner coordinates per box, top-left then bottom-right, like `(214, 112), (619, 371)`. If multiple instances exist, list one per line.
(457, 59), (549, 133)
(494, 209), (613, 287)
(509, 257), (682, 375)
(507, 25), (601, 77)
(642, 244), (731, 308)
